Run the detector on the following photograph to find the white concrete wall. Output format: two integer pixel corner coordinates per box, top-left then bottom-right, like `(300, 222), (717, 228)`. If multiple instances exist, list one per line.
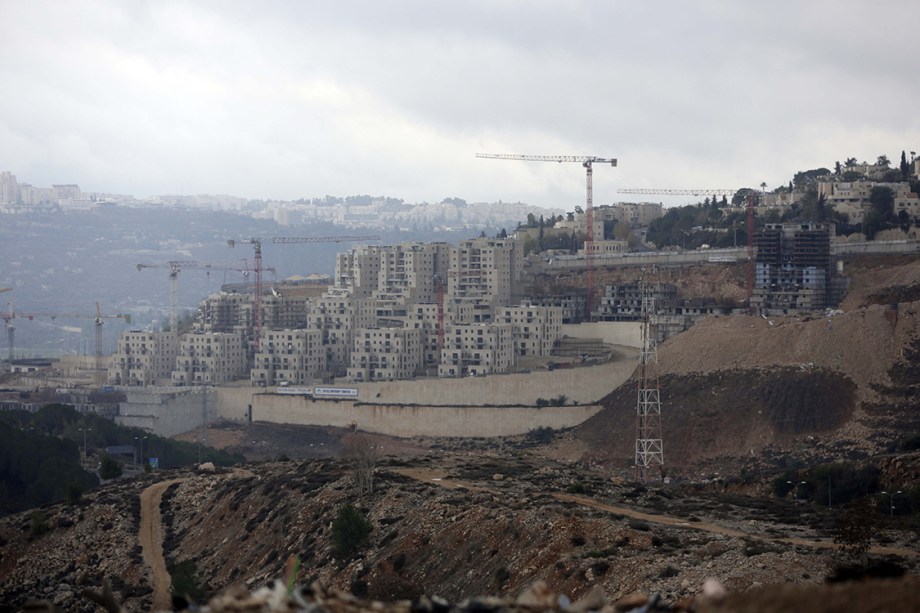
(117, 388), (215, 437)
(253, 396), (603, 438)
(561, 321), (643, 348)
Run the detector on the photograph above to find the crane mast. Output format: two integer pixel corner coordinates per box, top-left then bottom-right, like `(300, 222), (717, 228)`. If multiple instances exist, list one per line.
(618, 188), (736, 197)
(230, 235), (379, 363)
(136, 259), (254, 334)
(3, 304), (129, 381)
(476, 153), (617, 319)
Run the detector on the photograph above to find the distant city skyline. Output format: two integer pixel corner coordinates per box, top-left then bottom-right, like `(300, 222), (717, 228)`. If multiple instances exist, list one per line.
(2, 2), (918, 209)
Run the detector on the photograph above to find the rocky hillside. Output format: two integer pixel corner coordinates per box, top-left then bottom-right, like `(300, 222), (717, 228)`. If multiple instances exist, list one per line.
(3, 453), (918, 612)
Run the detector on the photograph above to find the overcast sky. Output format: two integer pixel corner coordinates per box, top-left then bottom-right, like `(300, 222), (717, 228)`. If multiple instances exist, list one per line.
(2, 1), (918, 209)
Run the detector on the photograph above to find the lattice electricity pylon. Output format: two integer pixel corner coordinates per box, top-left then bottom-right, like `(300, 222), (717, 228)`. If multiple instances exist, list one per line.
(635, 281), (664, 481)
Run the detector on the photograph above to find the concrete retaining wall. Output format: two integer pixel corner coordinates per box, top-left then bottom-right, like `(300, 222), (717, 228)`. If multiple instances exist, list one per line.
(562, 321), (643, 348)
(117, 388), (215, 437)
(253, 396), (604, 438)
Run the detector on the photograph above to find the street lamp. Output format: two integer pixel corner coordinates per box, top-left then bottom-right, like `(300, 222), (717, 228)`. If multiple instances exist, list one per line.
(78, 426), (92, 460)
(136, 435), (148, 468)
(787, 480), (807, 501)
(881, 490), (902, 516)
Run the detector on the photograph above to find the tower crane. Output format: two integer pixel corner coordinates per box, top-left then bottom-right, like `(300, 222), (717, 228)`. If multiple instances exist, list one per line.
(271, 235), (380, 245)
(3, 303), (130, 382)
(617, 188), (736, 198)
(3, 303), (14, 368)
(229, 235), (378, 358)
(476, 153), (617, 319)
(135, 259), (256, 334)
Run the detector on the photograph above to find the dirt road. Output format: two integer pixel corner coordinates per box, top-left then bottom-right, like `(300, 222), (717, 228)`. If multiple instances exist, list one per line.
(140, 478), (187, 610)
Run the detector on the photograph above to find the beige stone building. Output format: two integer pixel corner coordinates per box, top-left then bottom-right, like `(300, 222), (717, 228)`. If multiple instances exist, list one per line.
(438, 323), (515, 378)
(346, 327), (424, 382)
(449, 237), (523, 309)
(817, 181), (915, 224)
(171, 331), (247, 385)
(108, 330), (178, 386)
(498, 305), (563, 357)
(251, 328), (326, 387)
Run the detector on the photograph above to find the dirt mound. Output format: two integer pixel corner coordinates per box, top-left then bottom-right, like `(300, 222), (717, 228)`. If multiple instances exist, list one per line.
(575, 368), (858, 472)
(657, 302), (920, 404)
(840, 255), (920, 310)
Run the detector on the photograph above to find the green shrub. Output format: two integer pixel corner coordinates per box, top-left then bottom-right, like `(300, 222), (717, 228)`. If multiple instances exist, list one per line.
(66, 482), (83, 505)
(628, 519), (651, 531)
(170, 559), (204, 602)
(99, 454), (122, 480)
(567, 481), (587, 495)
(900, 432), (920, 452)
(29, 511), (49, 537)
(591, 560), (610, 575)
(332, 504), (372, 557)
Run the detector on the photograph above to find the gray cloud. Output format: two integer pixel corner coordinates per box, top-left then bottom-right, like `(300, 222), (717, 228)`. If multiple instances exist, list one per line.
(1, 0), (918, 208)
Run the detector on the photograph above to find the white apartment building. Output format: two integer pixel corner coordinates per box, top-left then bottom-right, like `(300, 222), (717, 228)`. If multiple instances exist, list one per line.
(171, 331), (247, 385)
(346, 327), (424, 382)
(251, 328), (326, 387)
(309, 288), (359, 375)
(400, 303), (442, 368)
(498, 305), (563, 357)
(449, 237), (522, 309)
(0, 171), (18, 205)
(108, 330), (178, 386)
(335, 245), (385, 297)
(438, 323), (514, 378)
(373, 242), (450, 306)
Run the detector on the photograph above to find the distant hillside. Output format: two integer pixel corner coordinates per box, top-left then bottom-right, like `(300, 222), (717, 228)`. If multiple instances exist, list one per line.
(0, 208), (487, 356)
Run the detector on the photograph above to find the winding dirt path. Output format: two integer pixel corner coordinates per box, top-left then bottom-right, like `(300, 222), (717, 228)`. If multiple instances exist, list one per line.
(395, 467), (919, 559)
(139, 478), (187, 610)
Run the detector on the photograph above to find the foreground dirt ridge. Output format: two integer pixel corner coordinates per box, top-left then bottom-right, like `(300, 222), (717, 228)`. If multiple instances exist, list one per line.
(396, 468), (920, 559)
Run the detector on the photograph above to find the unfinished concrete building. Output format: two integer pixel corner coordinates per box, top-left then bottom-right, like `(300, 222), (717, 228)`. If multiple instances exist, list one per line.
(751, 222), (836, 314)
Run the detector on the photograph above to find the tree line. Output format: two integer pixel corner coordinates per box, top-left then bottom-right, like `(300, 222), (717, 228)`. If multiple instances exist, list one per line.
(0, 404), (244, 515)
